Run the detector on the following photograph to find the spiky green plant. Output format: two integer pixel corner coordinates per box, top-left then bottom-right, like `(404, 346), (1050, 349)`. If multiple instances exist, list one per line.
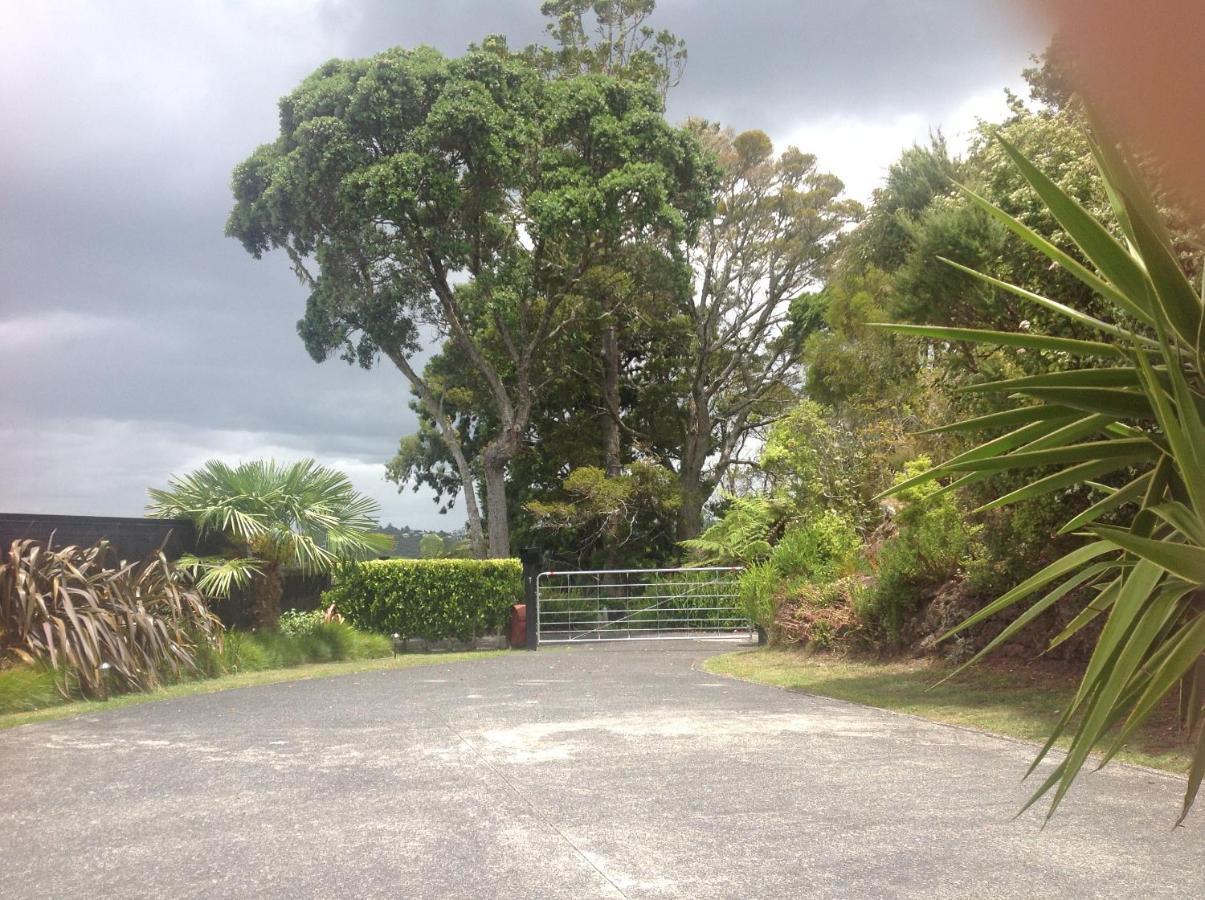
(0, 539), (223, 698)
(148, 459), (391, 628)
(876, 123), (1205, 822)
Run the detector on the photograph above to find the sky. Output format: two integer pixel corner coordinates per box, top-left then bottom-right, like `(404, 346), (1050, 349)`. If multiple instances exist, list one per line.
(0, 0), (1049, 530)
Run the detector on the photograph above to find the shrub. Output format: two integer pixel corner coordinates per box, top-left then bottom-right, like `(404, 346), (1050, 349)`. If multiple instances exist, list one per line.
(862, 457), (982, 641)
(770, 511), (859, 581)
(680, 495), (796, 565)
(212, 622), (391, 674)
(278, 608), (326, 638)
(0, 539), (224, 698)
(776, 577), (867, 650)
(738, 562), (779, 633)
(325, 558), (522, 640)
(0, 612), (393, 717)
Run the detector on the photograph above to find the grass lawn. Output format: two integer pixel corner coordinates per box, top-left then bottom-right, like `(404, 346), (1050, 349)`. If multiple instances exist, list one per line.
(0, 650), (507, 731)
(704, 648), (1192, 774)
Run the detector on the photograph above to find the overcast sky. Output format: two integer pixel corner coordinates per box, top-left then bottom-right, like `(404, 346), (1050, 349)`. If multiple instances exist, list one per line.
(0, 0), (1049, 530)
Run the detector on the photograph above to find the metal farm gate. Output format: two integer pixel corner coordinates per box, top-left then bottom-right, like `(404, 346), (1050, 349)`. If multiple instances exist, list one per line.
(534, 566), (753, 645)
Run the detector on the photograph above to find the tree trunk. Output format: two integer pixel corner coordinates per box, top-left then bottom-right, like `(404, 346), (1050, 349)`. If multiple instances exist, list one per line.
(249, 562), (283, 630)
(383, 346), (486, 558)
(483, 455), (510, 558)
(677, 475), (705, 542)
(432, 421), (486, 558)
(601, 322), (622, 478)
(676, 388), (711, 541)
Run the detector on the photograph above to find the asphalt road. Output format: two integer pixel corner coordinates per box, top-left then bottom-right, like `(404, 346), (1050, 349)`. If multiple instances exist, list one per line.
(1, 641), (1202, 898)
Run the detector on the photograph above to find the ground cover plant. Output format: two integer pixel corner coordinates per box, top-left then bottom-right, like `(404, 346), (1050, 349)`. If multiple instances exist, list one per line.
(705, 649), (1191, 774)
(0, 606), (395, 717)
(0, 649), (505, 730)
(0, 536), (405, 716)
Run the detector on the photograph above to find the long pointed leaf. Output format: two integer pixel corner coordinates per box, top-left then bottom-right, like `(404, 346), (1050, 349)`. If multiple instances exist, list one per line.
(993, 131), (1153, 313)
(954, 175), (1152, 325)
(1090, 525), (1205, 582)
(872, 323), (1125, 359)
(976, 458), (1150, 512)
(1058, 471), (1153, 534)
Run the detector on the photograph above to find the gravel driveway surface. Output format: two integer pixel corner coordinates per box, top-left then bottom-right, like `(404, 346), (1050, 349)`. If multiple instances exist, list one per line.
(1, 641), (1202, 898)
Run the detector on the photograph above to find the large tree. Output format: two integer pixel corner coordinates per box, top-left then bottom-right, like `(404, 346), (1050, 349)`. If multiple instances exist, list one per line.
(538, 0), (687, 98)
(670, 124), (860, 539)
(227, 38), (711, 557)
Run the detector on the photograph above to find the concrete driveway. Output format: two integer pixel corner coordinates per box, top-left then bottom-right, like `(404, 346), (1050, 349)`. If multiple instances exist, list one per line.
(1, 642), (1202, 898)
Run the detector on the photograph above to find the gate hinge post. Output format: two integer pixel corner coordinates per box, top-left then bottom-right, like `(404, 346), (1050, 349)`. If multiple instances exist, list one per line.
(520, 547), (541, 651)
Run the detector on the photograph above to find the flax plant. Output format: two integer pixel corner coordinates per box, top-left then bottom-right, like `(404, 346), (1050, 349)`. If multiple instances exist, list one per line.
(876, 122), (1205, 821)
(0, 539), (223, 698)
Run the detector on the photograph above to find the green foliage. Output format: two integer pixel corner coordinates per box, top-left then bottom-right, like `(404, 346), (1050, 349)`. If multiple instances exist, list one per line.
(537, 0), (687, 98)
(0, 539), (224, 699)
(849, 134), (962, 273)
(770, 512), (860, 582)
(277, 608), (327, 638)
(148, 459), (390, 627)
(801, 268), (921, 414)
(0, 615), (392, 716)
(193, 621), (391, 677)
(761, 401), (890, 528)
(326, 559), (523, 640)
(229, 36), (715, 558)
(0, 604), (390, 718)
(717, 500), (859, 637)
(669, 121), (859, 538)
(862, 457), (981, 640)
(379, 524), (467, 559)
(0, 665), (61, 715)
(418, 533), (446, 559)
(881, 123), (1205, 820)
(526, 463), (681, 567)
(149, 458), (387, 583)
(738, 562), (779, 632)
(416, 533), (472, 559)
(680, 495), (796, 565)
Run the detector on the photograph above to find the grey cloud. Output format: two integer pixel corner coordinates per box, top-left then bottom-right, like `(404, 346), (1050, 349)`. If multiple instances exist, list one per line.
(336, 0), (1046, 127)
(0, 0), (1047, 526)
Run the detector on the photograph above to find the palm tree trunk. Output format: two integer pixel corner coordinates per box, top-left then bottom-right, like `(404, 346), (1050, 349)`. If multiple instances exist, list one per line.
(249, 562), (284, 629)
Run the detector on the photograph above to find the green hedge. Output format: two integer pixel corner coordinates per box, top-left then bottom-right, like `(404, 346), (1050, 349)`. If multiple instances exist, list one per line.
(325, 558), (522, 640)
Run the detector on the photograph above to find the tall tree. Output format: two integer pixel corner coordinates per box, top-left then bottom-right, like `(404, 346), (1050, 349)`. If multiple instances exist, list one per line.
(227, 39), (711, 557)
(536, 0), (690, 485)
(537, 0), (687, 99)
(671, 124), (860, 539)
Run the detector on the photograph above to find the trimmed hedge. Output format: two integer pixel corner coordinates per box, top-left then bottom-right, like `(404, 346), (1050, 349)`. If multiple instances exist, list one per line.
(324, 558), (522, 640)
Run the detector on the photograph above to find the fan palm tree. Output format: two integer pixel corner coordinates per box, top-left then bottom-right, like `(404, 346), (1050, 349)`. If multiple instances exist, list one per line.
(876, 119), (1204, 821)
(148, 459), (390, 628)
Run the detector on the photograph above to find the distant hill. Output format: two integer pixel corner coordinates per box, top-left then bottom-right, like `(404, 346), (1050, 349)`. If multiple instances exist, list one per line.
(379, 523), (468, 558)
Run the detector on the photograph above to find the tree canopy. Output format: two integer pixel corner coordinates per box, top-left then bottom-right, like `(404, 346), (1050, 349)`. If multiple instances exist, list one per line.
(228, 37), (713, 557)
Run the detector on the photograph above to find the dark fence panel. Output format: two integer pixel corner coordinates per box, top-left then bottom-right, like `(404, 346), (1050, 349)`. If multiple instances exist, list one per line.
(0, 512), (198, 561)
(0, 512), (329, 626)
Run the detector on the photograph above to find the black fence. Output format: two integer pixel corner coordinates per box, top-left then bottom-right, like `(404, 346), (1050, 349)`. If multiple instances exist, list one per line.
(0, 512), (198, 561)
(0, 512), (329, 625)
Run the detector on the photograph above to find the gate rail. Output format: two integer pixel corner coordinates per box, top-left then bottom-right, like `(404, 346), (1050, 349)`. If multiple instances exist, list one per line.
(535, 565), (752, 644)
